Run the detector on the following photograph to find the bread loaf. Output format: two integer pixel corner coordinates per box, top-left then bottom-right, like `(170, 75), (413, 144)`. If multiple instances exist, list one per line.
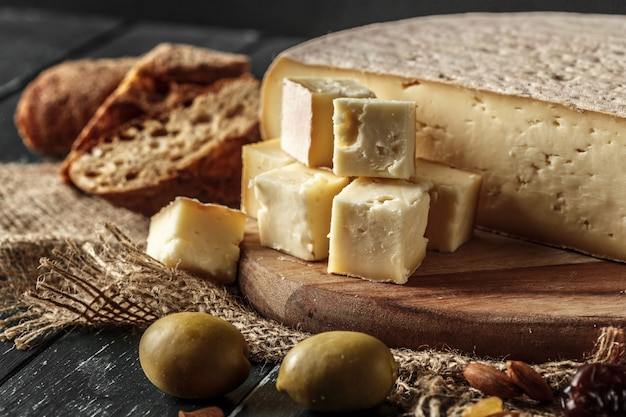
(61, 43), (250, 180)
(14, 57), (137, 156)
(260, 12), (626, 261)
(65, 74), (261, 216)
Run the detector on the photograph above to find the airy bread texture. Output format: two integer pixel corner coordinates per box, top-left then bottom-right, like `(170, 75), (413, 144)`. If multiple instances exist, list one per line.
(66, 75), (261, 216)
(64, 43), (250, 169)
(14, 57), (137, 156)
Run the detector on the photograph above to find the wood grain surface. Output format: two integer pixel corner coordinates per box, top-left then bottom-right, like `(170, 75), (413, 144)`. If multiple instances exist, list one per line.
(239, 220), (626, 363)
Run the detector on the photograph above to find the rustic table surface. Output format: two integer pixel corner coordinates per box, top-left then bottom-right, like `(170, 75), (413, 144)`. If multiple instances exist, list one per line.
(0, 7), (405, 416)
(8, 5), (626, 416)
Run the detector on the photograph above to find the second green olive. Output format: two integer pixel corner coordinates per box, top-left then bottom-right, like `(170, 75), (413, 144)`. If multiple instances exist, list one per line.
(276, 330), (398, 412)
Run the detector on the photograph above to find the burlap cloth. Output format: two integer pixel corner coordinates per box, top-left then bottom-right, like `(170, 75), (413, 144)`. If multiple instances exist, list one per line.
(1, 162), (623, 417)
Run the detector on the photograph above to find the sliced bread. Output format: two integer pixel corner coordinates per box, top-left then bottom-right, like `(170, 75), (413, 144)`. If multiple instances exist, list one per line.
(65, 74), (261, 216)
(61, 43), (250, 180)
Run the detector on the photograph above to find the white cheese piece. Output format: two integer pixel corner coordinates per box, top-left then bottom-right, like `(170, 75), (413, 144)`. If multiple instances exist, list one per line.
(411, 158), (483, 252)
(412, 83), (623, 259)
(146, 197), (245, 284)
(241, 138), (294, 218)
(280, 77), (375, 167)
(333, 97), (415, 179)
(259, 13), (626, 261)
(328, 177), (430, 284)
(255, 163), (349, 261)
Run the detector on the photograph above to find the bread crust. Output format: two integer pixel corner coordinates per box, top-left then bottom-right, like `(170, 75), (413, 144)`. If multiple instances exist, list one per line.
(66, 75), (261, 216)
(14, 57), (137, 156)
(64, 43), (250, 163)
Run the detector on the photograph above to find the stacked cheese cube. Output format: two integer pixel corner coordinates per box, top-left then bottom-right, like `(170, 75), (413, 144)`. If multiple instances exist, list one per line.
(242, 77), (482, 284)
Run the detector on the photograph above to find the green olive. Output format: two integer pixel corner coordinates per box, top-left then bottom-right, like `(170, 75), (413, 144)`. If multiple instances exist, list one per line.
(276, 330), (398, 412)
(138, 312), (250, 399)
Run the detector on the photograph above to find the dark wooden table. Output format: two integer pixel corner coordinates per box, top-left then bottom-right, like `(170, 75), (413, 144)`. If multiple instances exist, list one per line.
(0, 7), (403, 416)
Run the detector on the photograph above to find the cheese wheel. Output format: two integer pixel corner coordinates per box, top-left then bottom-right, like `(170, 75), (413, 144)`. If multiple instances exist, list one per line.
(260, 12), (626, 261)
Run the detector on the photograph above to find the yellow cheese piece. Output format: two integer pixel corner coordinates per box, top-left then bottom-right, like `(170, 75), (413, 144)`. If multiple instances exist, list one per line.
(241, 138), (294, 218)
(412, 158), (483, 252)
(280, 77), (375, 167)
(255, 163), (349, 261)
(328, 177), (430, 284)
(333, 98), (415, 179)
(260, 13), (626, 261)
(146, 197), (245, 284)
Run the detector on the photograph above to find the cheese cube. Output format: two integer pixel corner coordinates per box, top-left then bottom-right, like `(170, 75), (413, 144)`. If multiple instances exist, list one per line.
(411, 159), (483, 252)
(280, 77), (375, 167)
(328, 177), (430, 284)
(332, 98), (416, 179)
(241, 138), (294, 218)
(255, 163), (349, 261)
(146, 197), (245, 284)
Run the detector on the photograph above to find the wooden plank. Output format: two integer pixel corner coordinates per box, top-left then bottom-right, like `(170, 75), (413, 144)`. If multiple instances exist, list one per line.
(71, 21), (306, 80)
(0, 326), (271, 416)
(0, 333), (58, 386)
(239, 220), (626, 363)
(0, 7), (124, 97)
(80, 21), (261, 59)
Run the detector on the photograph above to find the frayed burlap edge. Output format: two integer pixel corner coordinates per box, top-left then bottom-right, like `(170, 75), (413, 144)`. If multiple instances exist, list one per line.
(1, 223), (623, 417)
(0, 224), (309, 360)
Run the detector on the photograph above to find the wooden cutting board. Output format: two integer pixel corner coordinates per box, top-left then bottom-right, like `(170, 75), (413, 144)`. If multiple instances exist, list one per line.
(238, 220), (626, 363)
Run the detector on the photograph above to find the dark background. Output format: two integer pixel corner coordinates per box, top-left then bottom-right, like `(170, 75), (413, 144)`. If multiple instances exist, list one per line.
(1, 3), (625, 416)
(2, 0), (626, 38)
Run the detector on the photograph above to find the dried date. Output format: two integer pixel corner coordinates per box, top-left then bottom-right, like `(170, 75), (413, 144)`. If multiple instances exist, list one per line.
(562, 363), (626, 416)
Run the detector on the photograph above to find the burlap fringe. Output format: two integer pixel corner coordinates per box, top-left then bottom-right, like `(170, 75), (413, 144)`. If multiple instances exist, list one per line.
(1, 224), (309, 361)
(1, 223), (623, 417)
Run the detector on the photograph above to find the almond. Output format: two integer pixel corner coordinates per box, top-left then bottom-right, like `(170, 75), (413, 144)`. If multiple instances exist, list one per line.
(463, 363), (522, 399)
(505, 360), (554, 403)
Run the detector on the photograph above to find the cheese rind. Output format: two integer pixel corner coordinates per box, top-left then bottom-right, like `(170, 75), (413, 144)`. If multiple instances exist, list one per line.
(411, 158), (482, 252)
(146, 197), (245, 284)
(328, 177), (430, 284)
(332, 98), (415, 179)
(241, 138), (294, 218)
(280, 77), (375, 167)
(260, 13), (626, 261)
(255, 163), (349, 261)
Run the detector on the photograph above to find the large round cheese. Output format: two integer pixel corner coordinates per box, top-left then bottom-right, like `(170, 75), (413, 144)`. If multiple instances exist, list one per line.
(261, 12), (626, 261)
